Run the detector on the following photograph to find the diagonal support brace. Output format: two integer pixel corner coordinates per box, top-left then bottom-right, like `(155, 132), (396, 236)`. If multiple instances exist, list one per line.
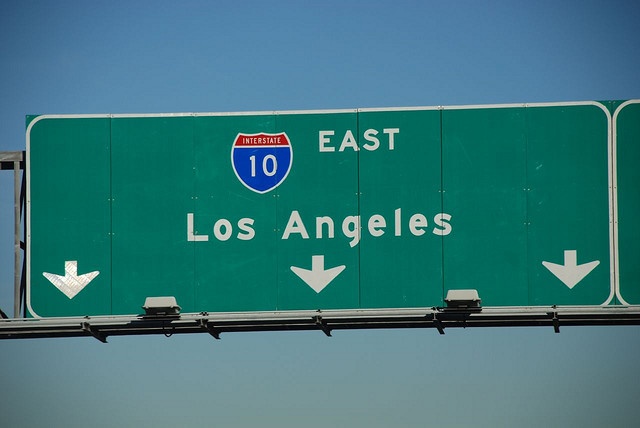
(313, 315), (332, 337)
(199, 319), (221, 340)
(552, 312), (560, 334)
(432, 313), (445, 335)
(81, 322), (108, 343)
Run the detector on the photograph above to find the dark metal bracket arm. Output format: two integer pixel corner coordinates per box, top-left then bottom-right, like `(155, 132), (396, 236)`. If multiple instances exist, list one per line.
(314, 315), (332, 337)
(432, 313), (445, 335)
(199, 319), (221, 340)
(81, 322), (107, 343)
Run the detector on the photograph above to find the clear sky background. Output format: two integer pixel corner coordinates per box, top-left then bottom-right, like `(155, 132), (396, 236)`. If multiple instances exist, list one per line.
(1, 1), (640, 427)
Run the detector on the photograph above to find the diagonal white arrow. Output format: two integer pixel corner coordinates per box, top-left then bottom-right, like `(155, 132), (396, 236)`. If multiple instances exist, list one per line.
(290, 255), (346, 293)
(43, 260), (100, 299)
(542, 250), (599, 289)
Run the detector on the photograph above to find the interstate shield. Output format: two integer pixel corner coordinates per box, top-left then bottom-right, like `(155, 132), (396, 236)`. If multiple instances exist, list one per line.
(231, 132), (293, 194)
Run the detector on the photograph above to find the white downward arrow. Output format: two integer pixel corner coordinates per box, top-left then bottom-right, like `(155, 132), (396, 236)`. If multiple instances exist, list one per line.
(43, 260), (100, 299)
(542, 250), (599, 289)
(290, 255), (346, 293)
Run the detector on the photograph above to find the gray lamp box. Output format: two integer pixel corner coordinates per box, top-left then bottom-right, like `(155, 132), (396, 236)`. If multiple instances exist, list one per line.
(142, 296), (181, 316)
(444, 289), (481, 309)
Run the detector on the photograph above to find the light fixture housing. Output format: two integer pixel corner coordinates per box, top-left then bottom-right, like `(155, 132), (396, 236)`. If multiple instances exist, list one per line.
(142, 296), (181, 316)
(444, 289), (482, 310)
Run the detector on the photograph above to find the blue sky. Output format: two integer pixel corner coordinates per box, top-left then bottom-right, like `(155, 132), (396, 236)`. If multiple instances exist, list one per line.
(1, 1), (640, 427)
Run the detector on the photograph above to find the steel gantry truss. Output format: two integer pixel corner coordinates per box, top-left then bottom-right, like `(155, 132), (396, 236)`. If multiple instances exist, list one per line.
(2, 306), (640, 342)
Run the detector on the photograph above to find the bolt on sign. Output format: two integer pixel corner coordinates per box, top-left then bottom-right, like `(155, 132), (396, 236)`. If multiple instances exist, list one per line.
(26, 101), (639, 317)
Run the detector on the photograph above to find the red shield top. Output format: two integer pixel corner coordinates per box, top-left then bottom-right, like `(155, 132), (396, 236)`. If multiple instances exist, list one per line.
(234, 133), (291, 147)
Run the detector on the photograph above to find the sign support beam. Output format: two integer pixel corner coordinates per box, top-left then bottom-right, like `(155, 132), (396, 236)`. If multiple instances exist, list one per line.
(0, 151), (25, 319)
(2, 306), (640, 341)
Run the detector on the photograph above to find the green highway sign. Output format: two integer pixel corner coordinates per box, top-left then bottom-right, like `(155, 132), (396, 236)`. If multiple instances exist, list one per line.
(614, 100), (640, 305)
(26, 101), (638, 317)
